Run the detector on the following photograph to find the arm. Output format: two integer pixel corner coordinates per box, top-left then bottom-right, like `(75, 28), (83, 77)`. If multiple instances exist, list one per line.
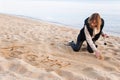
(84, 25), (103, 59)
(84, 25), (97, 52)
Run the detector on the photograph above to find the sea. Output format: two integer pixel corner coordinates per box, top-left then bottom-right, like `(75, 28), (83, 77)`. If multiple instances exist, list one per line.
(0, 0), (120, 36)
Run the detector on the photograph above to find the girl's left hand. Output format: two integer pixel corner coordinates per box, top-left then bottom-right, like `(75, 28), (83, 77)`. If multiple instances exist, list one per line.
(102, 33), (109, 38)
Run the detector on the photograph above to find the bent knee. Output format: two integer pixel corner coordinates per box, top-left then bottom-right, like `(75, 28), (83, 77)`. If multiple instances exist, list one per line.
(73, 49), (80, 52)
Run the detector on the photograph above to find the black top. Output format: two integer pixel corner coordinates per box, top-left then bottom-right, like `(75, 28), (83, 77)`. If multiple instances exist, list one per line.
(79, 17), (104, 41)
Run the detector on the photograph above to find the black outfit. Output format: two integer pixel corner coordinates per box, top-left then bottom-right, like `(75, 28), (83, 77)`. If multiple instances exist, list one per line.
(70, 17), (104, 53)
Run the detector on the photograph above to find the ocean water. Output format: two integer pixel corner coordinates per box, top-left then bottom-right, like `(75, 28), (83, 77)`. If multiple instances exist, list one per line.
(0, 0), (120, 36)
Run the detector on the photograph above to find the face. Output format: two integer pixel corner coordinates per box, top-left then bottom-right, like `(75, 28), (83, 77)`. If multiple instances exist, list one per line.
(90, 20), (97, 28)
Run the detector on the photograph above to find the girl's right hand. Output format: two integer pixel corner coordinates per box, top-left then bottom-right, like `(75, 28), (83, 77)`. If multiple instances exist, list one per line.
(95, 51), (104, 60)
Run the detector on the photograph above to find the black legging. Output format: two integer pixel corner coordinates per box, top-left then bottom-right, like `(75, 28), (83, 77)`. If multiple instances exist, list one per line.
(70, 33), (97, 53)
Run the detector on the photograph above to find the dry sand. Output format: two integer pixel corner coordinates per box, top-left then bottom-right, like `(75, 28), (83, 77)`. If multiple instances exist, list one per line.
(0, 13), (120, 80)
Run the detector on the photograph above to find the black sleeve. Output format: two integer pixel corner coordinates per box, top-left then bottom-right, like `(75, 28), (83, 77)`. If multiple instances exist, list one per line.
(84, 17), (89, 26)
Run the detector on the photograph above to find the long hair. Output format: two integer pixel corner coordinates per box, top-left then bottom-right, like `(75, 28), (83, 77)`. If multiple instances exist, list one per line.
(88, 13), (102, 30)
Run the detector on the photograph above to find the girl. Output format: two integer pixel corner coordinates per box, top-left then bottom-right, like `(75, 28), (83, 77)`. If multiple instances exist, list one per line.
(69, 13), (105, 59)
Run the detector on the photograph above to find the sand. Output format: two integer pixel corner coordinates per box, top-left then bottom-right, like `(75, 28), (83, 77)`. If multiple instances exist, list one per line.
(0, 13), (120, 80)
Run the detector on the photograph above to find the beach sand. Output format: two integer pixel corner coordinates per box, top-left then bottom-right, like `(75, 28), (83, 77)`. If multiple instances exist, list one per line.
(0, 13), (120, 80)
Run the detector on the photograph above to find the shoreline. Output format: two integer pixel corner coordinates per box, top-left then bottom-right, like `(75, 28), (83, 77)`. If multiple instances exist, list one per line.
(1, 12), (119, 37)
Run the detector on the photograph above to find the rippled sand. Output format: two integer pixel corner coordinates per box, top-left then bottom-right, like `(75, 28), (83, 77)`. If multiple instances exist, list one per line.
(0, 13), (120, 80)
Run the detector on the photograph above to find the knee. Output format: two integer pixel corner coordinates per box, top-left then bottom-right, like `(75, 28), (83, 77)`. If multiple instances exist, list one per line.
(73, 48), (80, 52)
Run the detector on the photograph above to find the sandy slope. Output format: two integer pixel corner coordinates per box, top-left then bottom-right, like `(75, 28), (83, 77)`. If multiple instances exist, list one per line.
(0, 13), (120, 80)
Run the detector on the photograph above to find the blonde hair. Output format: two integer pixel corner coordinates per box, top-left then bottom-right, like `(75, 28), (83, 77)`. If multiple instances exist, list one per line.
(88, 13), (102, 30)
